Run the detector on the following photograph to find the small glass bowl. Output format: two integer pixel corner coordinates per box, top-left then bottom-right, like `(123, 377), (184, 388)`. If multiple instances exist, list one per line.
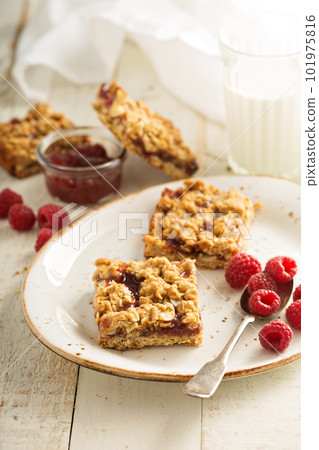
(36, 127), (126, 205)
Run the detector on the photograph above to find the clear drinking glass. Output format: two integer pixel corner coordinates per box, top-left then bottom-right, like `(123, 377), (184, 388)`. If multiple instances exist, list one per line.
(219, 13), (301, 179)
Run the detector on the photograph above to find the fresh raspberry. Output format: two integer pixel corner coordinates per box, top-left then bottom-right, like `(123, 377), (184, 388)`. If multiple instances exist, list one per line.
(0, 188), (23, 218)
(225, 253), (262, 289)
(248, 289), (280, 316)
(286, 300), (301, 330)
(38, 204), (69, 230)
(8, 204), (35, 231)
(35, 228), (53, 252)
(258, 320), (293, 352)
(248, 272), (277, 295)
(293, 284), (301, 301)
(265, 256), (297, 283)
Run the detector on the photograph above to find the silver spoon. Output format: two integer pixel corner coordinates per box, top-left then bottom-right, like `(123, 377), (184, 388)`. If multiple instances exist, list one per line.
(182, 279), (293, 399)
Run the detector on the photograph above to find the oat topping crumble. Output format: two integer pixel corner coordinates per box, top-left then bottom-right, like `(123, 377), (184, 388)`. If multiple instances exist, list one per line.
(93, 81), (198, 180)
(0, 104), (75, 178)
(92, 256), (202, 350)
(144, 179), (262, 269)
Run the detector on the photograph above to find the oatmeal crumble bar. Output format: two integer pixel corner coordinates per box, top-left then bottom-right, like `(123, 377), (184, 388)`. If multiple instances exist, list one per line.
(144, 180), (262, 270)
(92, 257), (202, 350)
(0, 103), (74, 178)
(93, 81), (198, 180)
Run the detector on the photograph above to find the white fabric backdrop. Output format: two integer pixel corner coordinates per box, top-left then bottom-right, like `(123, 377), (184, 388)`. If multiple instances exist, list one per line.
(12, 0), (300, 122)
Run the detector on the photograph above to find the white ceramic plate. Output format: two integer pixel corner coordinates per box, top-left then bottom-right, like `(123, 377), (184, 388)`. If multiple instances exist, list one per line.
(21, 176), (301, 381)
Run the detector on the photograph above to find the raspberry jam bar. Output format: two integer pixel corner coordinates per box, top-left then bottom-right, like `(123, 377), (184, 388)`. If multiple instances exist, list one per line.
(93, 81), (198, 180)
(0, 104), (74, 178)
(144, 179), (261, 270)
(92, 257), (202, 350)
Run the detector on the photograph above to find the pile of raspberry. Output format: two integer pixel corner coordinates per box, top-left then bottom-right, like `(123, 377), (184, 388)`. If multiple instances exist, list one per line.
(0, 188), (69, 251)
(225, 252), (301, 352)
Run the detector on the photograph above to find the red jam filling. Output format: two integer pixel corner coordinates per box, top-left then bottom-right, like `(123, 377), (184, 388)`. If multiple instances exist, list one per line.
(45, 172), (121, 205)
(132, 138), (198, 175)
(165, 237), (188, 253)
(45, 143), (121, 204)
(99, 83), (115, 107)
(47, 143), (112, 167)
(154, 318), (202, 337)
(157, 151), (198, 174)
(162, 187), (184, 199)
(99, 319), (201, 337)
(165, 237), (205, 257)
(198, 220), (214, 233)
(180, 269), (192, 278)
(10, 118), (21, 124)
(121, 272), (144, 302)
(104, 265), (145, 307)
(172, 261), (192, 278)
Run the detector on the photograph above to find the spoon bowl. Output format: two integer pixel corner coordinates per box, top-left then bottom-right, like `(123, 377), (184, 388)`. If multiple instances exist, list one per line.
(240, 278), (294, 319)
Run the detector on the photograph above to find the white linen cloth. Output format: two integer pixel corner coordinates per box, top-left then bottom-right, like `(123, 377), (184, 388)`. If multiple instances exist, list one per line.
(12, 0), (299, 122)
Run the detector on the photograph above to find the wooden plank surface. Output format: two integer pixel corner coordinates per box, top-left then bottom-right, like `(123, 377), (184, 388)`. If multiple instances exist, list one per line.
(70, 369), (201, 450)
(0, 5), (79, 449)
(202, 360), (301, 450)
(0, 84), (79, 450)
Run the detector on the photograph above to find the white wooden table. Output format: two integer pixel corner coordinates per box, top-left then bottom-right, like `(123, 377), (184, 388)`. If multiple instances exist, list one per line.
(0, 2), (300, 449)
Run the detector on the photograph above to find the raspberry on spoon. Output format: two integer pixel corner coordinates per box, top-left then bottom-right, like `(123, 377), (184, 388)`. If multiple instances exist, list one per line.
(248, 289), (280, 316)
(248, 272), (277, 295)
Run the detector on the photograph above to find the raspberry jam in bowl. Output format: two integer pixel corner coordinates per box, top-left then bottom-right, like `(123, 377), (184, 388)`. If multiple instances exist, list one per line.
(36, 127), (126, 205)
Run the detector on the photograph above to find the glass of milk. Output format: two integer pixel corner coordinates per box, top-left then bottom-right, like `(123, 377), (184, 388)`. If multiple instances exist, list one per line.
(219, 13), (300, 179)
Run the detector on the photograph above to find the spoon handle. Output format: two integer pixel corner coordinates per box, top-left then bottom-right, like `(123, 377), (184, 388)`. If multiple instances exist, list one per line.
(182, 314), (255, 398)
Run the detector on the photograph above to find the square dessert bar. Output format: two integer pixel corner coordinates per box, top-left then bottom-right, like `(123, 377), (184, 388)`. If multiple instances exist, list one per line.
(93, 81), (198, 180)
(0, 103), (74, 178)
(92, 257), (202, 350)
(144, 179), (262, 270)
